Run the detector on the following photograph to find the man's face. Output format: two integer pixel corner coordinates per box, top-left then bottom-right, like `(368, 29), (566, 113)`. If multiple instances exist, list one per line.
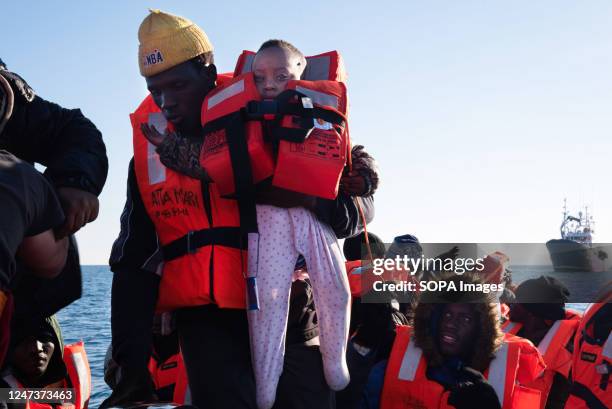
(438, 303), (477, 358)
(12, 335), (55, 381)
(145, 60), (215, 135)
(508, 302), (529, 323)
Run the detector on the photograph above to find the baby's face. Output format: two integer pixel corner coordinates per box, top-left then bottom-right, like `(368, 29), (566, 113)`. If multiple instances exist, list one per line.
(252, 47), (304, 99)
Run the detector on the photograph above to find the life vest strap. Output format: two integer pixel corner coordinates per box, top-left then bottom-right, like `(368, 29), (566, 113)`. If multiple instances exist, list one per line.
(242, 89), (346, 144)
(162, 227), (247, 261)
(569, 381), (608, 409)
(201, 110), (259, 234)
(243, 90), (345, 127)
(225, 112), (258, 234)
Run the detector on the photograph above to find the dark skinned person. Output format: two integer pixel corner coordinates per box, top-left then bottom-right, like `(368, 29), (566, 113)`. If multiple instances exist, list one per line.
(0, 315), (91, 409)
(504, 276), (582, 409)
(361, 274), (546, 409)
(104, 9), (377, 409)
(0, 152), (68, 367)
(0, 58), (108, 325)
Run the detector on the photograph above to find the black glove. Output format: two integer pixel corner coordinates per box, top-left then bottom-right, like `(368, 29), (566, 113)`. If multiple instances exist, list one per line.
(448, 367), (501, 409)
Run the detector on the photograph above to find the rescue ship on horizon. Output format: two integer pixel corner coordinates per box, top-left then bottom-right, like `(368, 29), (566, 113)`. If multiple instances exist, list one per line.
(546, 200), (609, 272)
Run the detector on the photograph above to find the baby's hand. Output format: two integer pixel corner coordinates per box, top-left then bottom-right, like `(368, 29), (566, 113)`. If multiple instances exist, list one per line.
(140, 123), (167, 146)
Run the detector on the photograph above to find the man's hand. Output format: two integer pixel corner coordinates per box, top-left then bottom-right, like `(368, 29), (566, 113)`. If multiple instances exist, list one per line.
(56, 187), (99, 238)
(141, 123), (166, 146)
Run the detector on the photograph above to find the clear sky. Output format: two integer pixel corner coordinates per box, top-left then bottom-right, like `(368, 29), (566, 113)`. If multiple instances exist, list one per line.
(3, 1), (611, 264)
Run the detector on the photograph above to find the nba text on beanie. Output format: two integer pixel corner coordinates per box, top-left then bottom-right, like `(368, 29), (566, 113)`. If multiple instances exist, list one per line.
(138, 9), (213, 77)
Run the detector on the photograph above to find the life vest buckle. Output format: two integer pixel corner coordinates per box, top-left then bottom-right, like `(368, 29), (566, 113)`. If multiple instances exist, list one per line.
(243, 100), (279, 120)
(186, 230), (196, 254)
(301, 96), (313, 109)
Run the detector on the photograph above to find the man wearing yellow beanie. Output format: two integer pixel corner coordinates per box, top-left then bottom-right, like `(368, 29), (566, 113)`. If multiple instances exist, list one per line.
(106, 9), (376, 409)
(137, 9), (216, 138)
(103, 11), (225, 408)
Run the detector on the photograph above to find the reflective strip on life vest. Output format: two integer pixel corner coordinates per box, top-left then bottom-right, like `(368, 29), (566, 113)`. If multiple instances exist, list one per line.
(503, 321), (521, 334)
(294, 85), (338, 108)
(207, 79), (245, 110)
(184, 384), (192, 405)
(146, 112), (167, 184)
(602, 332), (612, 359)
(238, 53), (255, 75)
(351, 266), (364, 275)
(302, 55), (332, 81)
(70, 351), (90, 409)
(538, 320), (562, 357)
(398, 339), (422, 381)
(488, 342), (509, 407)
(584, 303), (595, 316)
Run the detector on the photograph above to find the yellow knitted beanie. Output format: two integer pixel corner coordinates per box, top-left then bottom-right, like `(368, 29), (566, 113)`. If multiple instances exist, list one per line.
(138, 9), (214, 77)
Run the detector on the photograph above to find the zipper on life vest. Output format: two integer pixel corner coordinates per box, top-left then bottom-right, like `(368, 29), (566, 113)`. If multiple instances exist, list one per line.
(201, 180), (215, 303)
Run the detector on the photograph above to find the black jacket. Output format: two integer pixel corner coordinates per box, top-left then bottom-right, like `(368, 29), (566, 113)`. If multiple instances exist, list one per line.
(0, 68), (108, 195)
(0, 65), (107, 323)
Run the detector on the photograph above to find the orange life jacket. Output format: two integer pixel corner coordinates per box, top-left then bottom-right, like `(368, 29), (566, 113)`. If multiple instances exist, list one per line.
(131, 93), (248, 311)
(172, 355), (191, 405)
(148, 351), (190, 405)
(199, 73), (275, 197)
(63, 341), (91, 409)
(380, 325), (543, 409)
(500, 303), (510, 320)
(200, 50), (349, 200)
(502, 310), (581, 409)
(346, 260), (363, 297)
(271, 79), (348, 199)
(346, 259), (416, 298)
(2, 341), (91, 409)
(564, 298), (611, 409)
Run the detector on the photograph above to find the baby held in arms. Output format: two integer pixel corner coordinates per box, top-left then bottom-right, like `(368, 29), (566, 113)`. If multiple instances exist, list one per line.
(142, 39), (367, 409)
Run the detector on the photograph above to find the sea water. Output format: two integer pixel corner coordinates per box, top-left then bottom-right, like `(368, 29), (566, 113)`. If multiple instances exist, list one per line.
(56, 266), (112, 408)
(56, 266), (602, 408)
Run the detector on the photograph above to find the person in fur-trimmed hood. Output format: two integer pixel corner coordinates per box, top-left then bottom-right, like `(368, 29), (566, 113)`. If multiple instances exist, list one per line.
(360, 273), (541, 409)
(412, 274), (504, 375)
